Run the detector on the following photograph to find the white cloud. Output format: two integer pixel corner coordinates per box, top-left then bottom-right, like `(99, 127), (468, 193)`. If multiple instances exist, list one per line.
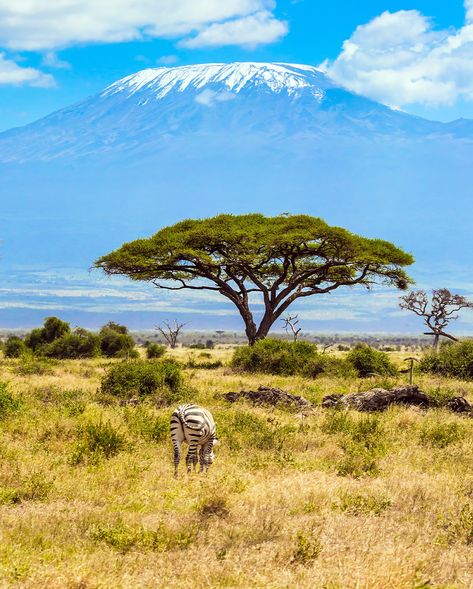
(0, 52), (53, 86)
(42, 51), (71, 70)
(156, 54), (179, 65)
(0, 1), (285, 51)
(195, 89), (236, 106)
(181, 10), (288, 49)
(322, 2), (473, 108)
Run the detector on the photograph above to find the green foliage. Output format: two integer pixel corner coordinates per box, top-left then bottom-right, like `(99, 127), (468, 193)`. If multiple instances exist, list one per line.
(14, 357), (56, 376)
(4, 336), (27, 358)
(346, 344), (398, 377)
(95, 214), (413, 343)
(146, 343), (166, 359)
(100, 360), (186, 405)
(419, 419), (466, 448)
(0, 382), (22, 419)
(419, 341), (473, 380)
(89, 521), (197, 553)
(335, 491), (391, 516)
(43, 328), (101, 359)
(125, 407), (169, 442)
(218, 410), (296, 456)
(187, 359), (223, 369)
(100, 322), (136, 358)
(322, 412), (386, 477)
(291, 529), (322, 565)
(0, 473), (53, 505)
(439, 503), (473, 545)
(71, 420), (129, 465)
(231, 338), (352, 377)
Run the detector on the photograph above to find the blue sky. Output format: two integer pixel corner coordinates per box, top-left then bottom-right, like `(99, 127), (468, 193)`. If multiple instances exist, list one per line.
(2, 0), (473, 131)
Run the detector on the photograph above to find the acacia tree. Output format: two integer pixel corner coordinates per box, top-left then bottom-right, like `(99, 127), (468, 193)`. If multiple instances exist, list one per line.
(95, 214), (414, 345)
(400, 289), (473, 350)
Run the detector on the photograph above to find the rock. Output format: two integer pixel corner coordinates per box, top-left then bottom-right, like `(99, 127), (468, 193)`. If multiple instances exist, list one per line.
(223, 386), (313, 410)
(445, 396), (472, 414)
(322, 386), (430, 412)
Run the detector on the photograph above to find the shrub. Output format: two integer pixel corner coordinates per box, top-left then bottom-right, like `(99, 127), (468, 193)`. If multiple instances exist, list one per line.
(71, 420), (129, 464)
(187, 359), (223, 370)
(15, 357), (56, 376)
(291, 529), (322, 565)
(0, 382), (22, 419)
(4, 336), (27, 358)
(24, 317), (70, 353)
(146, 343), (166, 359)
(346, 344), (398, 377)
(100, 322), (136, 358)
(335, 491), (391, 516)
(419, 419), (466, 448)
(100, 360), (186, 404)
(125, 407), (169, 442)
(43, 328), (101, 359)
(419, 341), (473, 380)
(232, 339), (317, 375)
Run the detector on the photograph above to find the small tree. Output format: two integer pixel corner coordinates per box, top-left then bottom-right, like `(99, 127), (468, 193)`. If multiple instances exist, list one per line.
(157, 320), (187, 349)
(400, 289), (473, 351)
(281, 314), (302, 341)
(95, 214), (413, 345)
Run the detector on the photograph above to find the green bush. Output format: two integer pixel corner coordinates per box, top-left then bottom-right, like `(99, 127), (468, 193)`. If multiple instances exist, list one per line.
(346, 344), (398, 377)
(146, 343), (166, 359)
(187, 359), (223, 370)
(71, 420), (129, 464)
(335, 491), (391, 516)
(231, 338), (354, 378)
(100, 360), (186, 404)
(100, 322), (136, 358)
(419, 341), (473, 380)
(4, 336), (27, 358)
(232, 339), (317, 375)
(43, 328), (101, 359)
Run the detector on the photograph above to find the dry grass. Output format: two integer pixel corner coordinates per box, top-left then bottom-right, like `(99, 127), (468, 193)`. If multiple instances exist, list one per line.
(0, 348), (473, 588)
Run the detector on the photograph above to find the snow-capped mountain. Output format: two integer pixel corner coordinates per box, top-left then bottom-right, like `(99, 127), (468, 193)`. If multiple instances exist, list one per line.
(0, 62), (454, 162)
(0, 62), (472, 328)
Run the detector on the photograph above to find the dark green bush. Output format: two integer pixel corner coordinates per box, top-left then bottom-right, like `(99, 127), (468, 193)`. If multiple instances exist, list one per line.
(4, 336), (27, 358)
(419, 341), (473, 380)
(25, 317), (70, 353)
(43, 328), (101, 359)
(100, 360), (186, 404)
(146, 343), (166, 359)
(100, 322), (136, 358)
(231, 338), (354, 378)
(346, 344), (397, 377)
(187, 359), (223, 370)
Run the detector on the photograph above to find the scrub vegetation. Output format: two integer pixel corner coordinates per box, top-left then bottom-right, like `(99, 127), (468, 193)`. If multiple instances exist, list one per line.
(0, 343), (473, 588)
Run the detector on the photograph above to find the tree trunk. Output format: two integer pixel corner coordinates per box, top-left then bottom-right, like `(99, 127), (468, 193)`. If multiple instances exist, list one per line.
(433, 333), (440, 352)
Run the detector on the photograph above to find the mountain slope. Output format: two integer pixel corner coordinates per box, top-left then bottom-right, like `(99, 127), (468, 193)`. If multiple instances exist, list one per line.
(0, 62), (451, 163)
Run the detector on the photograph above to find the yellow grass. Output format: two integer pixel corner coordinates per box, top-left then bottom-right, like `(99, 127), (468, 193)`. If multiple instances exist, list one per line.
(0, 348), (473, 588)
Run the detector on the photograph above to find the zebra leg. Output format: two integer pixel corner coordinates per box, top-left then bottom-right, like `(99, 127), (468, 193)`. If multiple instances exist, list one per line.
(173, 440), (181, 478)
(199, 447), (205, 473)
(186, 444), (198, 473)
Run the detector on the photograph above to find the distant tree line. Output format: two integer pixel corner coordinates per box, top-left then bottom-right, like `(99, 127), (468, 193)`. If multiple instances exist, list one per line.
(2, 317), (138, 360)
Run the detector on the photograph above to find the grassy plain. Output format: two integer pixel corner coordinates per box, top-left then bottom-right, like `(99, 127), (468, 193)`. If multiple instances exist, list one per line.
(1, 346), (473, 588)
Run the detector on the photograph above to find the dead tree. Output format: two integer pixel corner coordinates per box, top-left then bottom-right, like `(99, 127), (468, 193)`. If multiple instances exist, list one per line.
(156, 320), (187, 349)
(281, 314), (302, 341)
(400, 289), (473, 351)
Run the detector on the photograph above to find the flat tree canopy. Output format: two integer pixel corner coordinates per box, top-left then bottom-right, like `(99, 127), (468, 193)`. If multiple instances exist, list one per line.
(95, 214), (414, 344)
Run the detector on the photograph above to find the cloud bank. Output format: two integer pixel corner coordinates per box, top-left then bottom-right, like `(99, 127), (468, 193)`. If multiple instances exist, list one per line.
(323, 1), (473, 108)
(0, 0), (285, 51)
(0, 52), (53, 86)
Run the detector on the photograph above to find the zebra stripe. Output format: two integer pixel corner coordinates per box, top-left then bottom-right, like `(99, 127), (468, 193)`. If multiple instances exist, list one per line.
(170, 404), (217, 477)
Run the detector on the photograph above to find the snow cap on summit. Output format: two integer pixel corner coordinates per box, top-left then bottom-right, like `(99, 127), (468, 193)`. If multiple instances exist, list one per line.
(102, 62), (331, 99)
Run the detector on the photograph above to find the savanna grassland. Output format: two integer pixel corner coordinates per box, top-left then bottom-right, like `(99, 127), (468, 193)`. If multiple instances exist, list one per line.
(1, 347), (473, 589)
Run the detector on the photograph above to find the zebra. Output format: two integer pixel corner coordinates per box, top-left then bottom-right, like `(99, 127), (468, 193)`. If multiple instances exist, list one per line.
(170, 404), (217, 477)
